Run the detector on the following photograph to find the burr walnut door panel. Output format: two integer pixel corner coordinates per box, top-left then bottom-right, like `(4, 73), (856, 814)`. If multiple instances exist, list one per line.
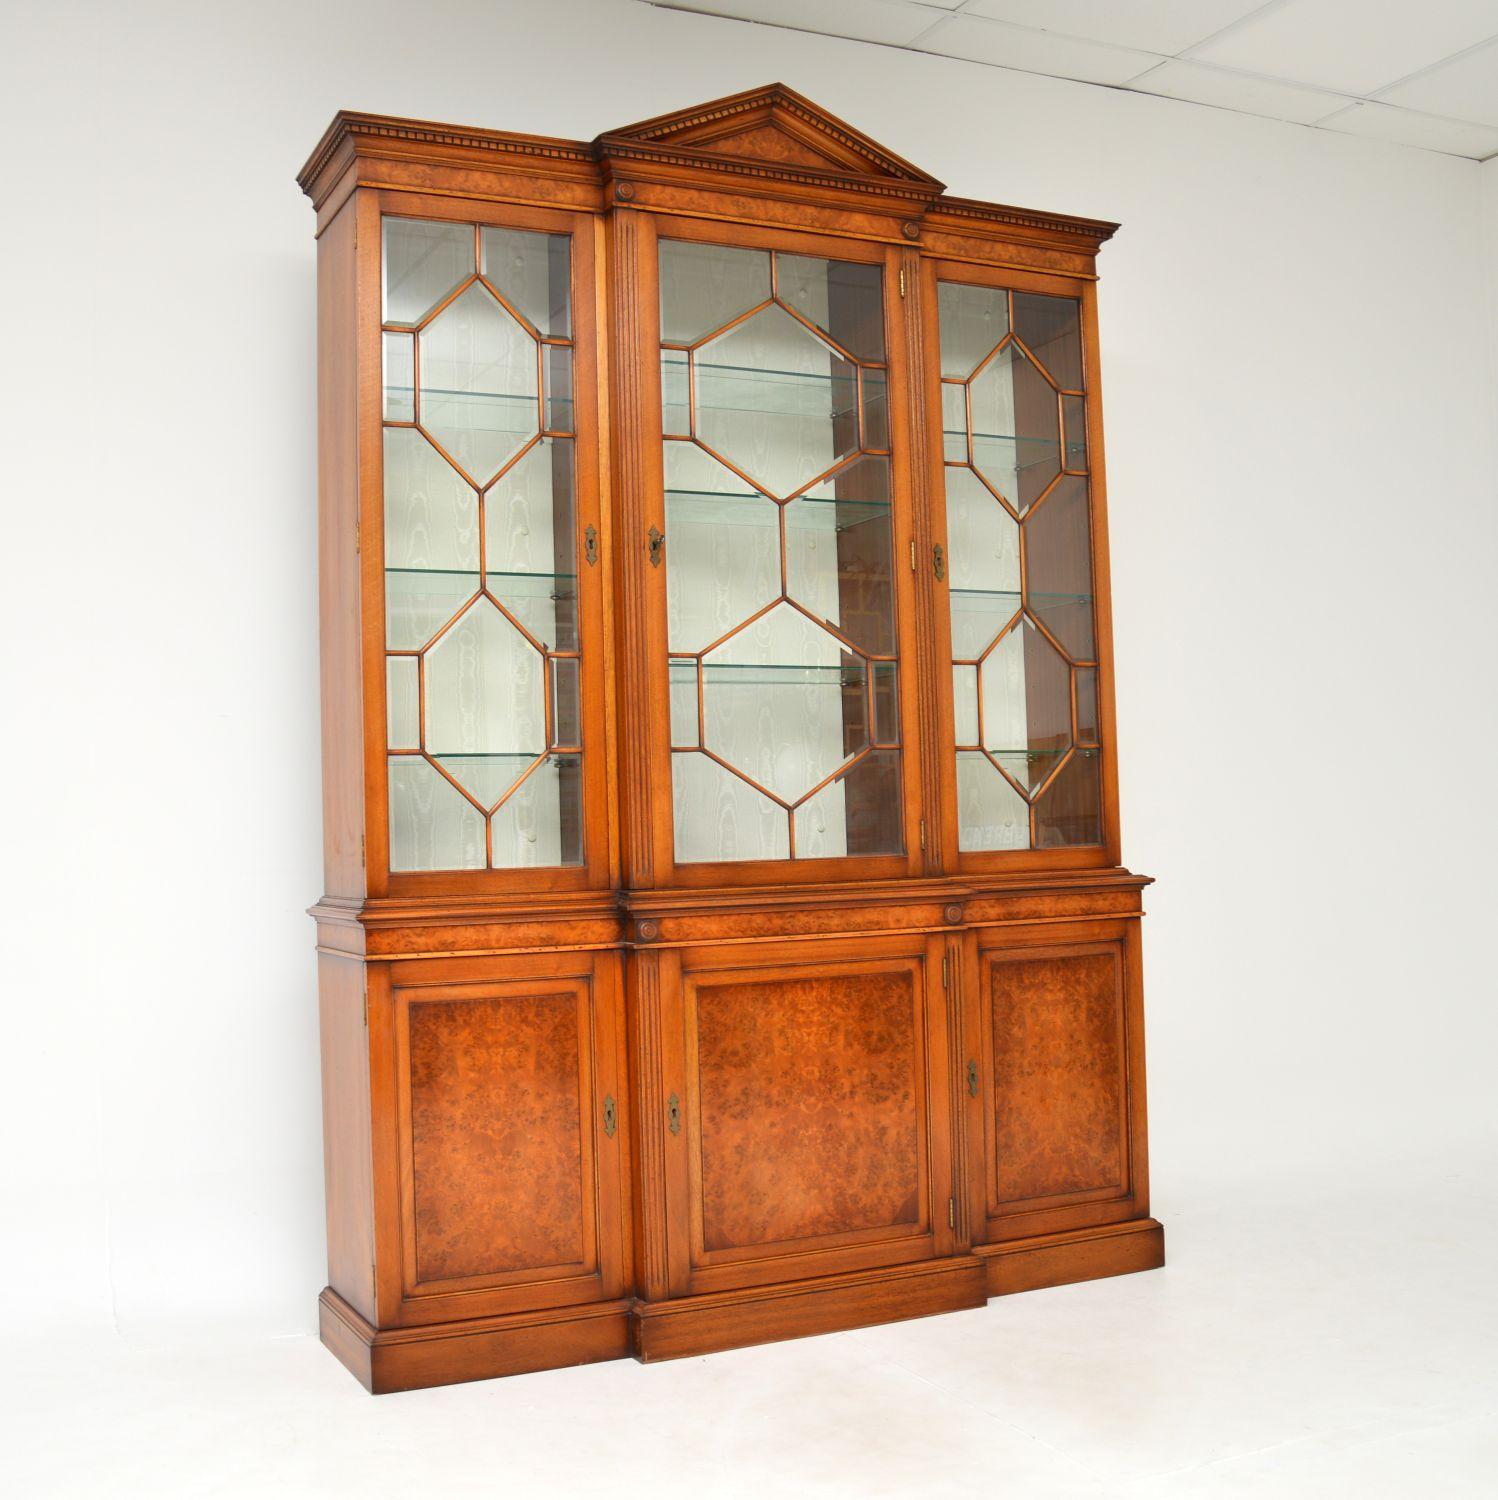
(973, 939), (1139, 1241)
(662, 936), (957, 1295)
(386, 956), (626, 1323)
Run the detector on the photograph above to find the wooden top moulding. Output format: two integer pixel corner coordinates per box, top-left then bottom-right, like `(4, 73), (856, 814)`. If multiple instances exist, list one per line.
(297, 82), (1119, 260)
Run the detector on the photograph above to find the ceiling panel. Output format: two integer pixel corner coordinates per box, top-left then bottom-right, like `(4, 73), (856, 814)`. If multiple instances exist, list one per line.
(1317, 99), (1498, 157)
(1129, 58), (1350, 125)
(1378, 38), (1498, 127)
(655, 0), (935, 47)
(960, 1), (1267, 57)
(915, 15), (1160, 85)
(1191, 0), (1498, 96)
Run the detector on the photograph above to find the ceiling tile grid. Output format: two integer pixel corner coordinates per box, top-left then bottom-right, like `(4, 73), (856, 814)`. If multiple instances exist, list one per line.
(646, 0), (1498, 159)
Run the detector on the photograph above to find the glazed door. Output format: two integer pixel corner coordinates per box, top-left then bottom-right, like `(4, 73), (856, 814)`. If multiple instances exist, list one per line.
(369, 196), (611, 895)
(657, 934), (959, 1295)
(374, 950), (628, 1325)
(922, 260), (1120, 870)
(629, 216), (924, 885)
(963, 934), (1146, 1243)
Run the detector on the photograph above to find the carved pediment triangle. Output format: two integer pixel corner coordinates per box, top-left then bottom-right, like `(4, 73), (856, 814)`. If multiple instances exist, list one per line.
(599, 83), (944, 188)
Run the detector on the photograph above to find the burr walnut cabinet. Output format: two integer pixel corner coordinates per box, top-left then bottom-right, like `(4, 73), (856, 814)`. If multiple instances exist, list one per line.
(299, 84), (1164, 1394)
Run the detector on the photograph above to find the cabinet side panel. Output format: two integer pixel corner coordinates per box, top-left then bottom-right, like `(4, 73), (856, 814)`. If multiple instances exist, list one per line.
(319, 954), (376, 1321)
(317, 201), (366, 898)
(991, 949), (1124, 1204)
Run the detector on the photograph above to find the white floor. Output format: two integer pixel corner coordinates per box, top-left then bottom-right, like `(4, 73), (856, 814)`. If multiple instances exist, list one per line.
(11, 1155), (1497, 1499)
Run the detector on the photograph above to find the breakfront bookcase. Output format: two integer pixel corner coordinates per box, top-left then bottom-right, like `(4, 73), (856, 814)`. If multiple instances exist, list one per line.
(300, 85), (1163, 1394)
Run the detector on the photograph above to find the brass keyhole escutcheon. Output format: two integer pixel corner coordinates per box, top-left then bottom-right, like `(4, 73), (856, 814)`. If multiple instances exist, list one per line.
(603, 1094), (617, 1138)
(666, 1092), (681, 1135)
(967, 1059), (979, 1098)
(584, 524), (598, 567)
(648, 525), (665, 567)
(933, 543), (946, 582)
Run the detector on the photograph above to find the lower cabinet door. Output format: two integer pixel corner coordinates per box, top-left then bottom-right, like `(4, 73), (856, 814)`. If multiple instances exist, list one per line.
(659, 933), (958, 1296)
(969, 935), (1143, 1242)
(377, 951), (628, 1325)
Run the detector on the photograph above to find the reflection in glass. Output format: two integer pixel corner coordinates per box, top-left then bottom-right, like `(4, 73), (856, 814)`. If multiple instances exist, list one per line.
(658, 241), (770, 343)
(661, 242), (901, 863)
(481, 226), (571, 337)
(388, 757), (485, 870)
(383, 218), (472, 326)
(939, 280), (1101, 849)
(383, 218), (583, 869)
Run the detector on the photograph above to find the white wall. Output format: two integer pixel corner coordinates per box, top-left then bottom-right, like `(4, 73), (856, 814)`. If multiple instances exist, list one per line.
(3, 0), (1495, 1339)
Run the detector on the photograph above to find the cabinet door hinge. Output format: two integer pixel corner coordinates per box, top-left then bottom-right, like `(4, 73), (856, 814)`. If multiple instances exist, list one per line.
(355, 518), (360, 553)
(941, 952), (950, 989)
(919, 818), (927, 850)
(908, 538), (916, 571)
(899, 267), (907, 298)
(947, 1197), (955, 1229)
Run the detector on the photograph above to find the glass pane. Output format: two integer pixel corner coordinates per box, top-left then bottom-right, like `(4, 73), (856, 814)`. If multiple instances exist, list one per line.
(1033, 748), (1102, 848)
(384, 428), (478, 571)
(669, 658), (699, 747)
(659, 241), (770, 343)
(701, 603), (861, 806)
(551, 657), (580, 748)
(387, 658), (420, 749)
(1062, 393), (1087, 471)
(942, 384), (967, 463)
(980, 619), (1072, 794)
(1014, 292), (1083, 392)
(970, 343), (1059, 515)
(785, 455), (894, 657)
(1075, 665), (1099, 744)
(949, 586), (1017, 662)
(861, 368), (889, 450)
(944, 466), (1019, 592)
(664, 442), (779, 654)
(485, 439), (574, 577)
(480, 227), (570, 337)
(793, 748), (902, 858)
(383, 218), (472, 326)
(388, 757), (485, 870)
(383, 332), (414, 421)
(491, 754), (583, 867)
(385, 568), (477, 652)
(938, 283), (1007, 378)
(952, 664), (979, 746)
(956, 751), (1028, 852)
(419, 282), (537, 486)
(871, 663), (899, 746)
(1024, 475), (1095, 661)
(661, 349), (690, 435)
(776, 254), (885, 361)
(543, 345), (573, 432)
(424, 600), (547, 788)
(695, 303), (858, 500)
(672, 752), (789, 863)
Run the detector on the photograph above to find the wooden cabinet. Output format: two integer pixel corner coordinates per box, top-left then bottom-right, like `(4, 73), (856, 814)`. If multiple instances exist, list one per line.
(302, 85), (1163, 1393)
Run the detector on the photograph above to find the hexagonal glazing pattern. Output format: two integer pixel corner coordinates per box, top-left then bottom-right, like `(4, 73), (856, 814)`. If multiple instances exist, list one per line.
(380, 217), (583, 870)
(660, 241), (902, 862)
(937, 281), (1102, 850)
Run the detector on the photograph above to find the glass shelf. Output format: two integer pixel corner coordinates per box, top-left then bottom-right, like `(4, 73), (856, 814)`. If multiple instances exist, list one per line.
(692, 361), (859, 419)
(671, 660), (867, 687)
(665, 486), (888, 532)
(949, 588), (1091, 607)
(386, 567), (575, 595)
